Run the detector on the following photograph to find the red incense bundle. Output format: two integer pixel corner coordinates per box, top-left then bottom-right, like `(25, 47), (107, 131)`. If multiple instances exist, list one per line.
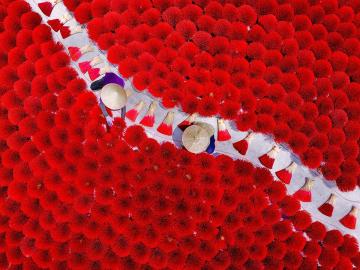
(318, 194), (336, 217)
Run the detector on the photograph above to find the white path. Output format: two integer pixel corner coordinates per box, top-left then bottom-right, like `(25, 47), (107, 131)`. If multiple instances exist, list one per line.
(28, 0), (360, 240)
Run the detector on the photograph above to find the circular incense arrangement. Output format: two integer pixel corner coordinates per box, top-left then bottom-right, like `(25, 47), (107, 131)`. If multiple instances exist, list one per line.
(0, 0), (358, 269)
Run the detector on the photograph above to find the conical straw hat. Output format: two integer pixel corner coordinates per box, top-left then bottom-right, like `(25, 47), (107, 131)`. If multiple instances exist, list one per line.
(182, 125), (210, 154)
(193, 121), (215, 136)
(100, 83), (127, 110)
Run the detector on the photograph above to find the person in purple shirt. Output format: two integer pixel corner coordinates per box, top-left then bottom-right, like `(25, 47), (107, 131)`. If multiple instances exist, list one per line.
(91, 72), (125, 90)
(90, 72), (127, 126)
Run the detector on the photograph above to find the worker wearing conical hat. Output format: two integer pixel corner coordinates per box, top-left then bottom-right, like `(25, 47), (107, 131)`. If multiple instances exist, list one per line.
(91, 72), (128, 126)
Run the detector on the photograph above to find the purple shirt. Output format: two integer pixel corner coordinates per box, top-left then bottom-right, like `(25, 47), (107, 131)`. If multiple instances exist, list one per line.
(103, 72), (125, 88)
(98, 73), (126, 125)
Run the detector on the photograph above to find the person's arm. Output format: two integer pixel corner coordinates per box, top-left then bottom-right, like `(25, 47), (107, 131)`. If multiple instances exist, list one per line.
(99, 99), (113, 126)
(121, 106), (126, 119)
(206, 135), (216, 154)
